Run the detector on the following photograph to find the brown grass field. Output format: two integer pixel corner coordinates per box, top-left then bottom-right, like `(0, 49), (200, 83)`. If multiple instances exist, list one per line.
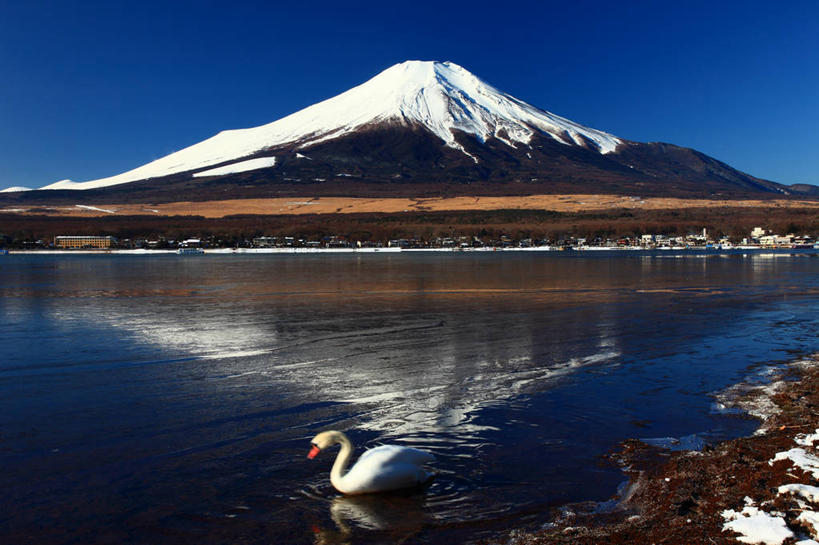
(2, 194), (818, 244)
(3, 194), (819, 218)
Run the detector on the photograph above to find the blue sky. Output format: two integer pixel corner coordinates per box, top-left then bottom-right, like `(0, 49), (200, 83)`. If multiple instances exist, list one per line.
(1, 0), (818, 189)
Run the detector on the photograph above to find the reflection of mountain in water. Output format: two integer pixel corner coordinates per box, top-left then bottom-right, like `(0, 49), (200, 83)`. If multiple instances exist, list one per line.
(25, 252), (803, 453)
(46, 279), (623, 446)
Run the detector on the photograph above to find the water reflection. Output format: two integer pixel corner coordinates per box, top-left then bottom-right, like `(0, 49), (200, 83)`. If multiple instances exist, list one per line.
(36, 280), (624, 444)
(333, 494), (423, 531)
(3, 255), (639, 443)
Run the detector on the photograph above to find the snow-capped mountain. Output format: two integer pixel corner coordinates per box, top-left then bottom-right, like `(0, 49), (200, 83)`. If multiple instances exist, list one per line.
(5, 60), (791, 198)
(39, 61), (621, 191)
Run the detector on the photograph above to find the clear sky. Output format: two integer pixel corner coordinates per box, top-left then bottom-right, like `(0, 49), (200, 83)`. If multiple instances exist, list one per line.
(1, 0), (818, 189)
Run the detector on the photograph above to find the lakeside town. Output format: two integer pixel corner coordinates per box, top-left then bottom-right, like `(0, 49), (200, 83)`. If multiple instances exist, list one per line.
(3, 226), (818, 253)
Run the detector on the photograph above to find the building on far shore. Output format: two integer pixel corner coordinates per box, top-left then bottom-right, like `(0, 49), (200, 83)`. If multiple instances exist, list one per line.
(54, 236), (116, 249)
(179, 238), (201, 248)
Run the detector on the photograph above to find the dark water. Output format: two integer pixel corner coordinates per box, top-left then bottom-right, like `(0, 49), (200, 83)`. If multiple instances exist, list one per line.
(2, 251), (819, 544)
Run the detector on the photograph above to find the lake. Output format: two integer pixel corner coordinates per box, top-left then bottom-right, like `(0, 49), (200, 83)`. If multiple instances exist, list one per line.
(2, 251), (819, 544)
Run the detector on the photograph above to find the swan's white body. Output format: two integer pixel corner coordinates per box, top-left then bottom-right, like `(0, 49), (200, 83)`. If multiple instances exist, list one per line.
(308, 430), (435, 495)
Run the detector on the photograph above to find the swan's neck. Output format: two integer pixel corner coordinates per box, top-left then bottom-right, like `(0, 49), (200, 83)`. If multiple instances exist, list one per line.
(329, 432), (354, 492)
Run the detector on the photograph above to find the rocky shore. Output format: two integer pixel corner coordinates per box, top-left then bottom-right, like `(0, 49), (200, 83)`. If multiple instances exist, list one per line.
(501, 355), (819, 545)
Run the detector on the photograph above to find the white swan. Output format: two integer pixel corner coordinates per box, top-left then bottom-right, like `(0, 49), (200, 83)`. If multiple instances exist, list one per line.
(307, 430), (435, 495)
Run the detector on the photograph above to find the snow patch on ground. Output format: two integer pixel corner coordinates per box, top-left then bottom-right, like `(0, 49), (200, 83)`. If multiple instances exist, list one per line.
(715, 387), (783, 427)
(797, 511), (819, 538)
(712, 366), (790, 429)
(192, 157), (277, 178)
(778, 483), (819, 504)
(722, 498), (793, 544)
(75, 204), (116, 214)
(770, 448), (819, 479)
(0, 186), (32, 192)
(796, 430), (819, 447)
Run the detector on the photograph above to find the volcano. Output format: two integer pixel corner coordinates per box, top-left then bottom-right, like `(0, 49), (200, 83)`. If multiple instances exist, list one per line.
(6, 60), (809, 202)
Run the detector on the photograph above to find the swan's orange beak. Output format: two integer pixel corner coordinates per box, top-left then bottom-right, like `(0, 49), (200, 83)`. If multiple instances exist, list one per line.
(307, 445), (321, 459)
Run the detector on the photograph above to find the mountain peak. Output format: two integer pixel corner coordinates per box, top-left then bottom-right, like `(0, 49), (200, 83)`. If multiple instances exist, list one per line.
(349, 60), (621, 154)
(373, 60), (475, 86)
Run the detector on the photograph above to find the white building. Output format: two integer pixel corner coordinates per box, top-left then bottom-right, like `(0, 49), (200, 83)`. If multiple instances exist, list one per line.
(750, 227), (768, 239)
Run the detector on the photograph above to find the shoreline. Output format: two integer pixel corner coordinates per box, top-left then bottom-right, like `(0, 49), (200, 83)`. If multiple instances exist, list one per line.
(3, 247), (819, 256)
(501, 355), (819, 544)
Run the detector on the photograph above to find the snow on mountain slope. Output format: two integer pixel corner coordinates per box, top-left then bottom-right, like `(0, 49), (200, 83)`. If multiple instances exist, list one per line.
(0, 186), (32, 192)
(191, 157), (277, 178)
(42, 179), (80, 190)
(38, 60), (621, 191)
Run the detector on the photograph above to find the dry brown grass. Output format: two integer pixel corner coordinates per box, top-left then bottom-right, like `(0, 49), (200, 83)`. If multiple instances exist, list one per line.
(3, 194), (819, 218)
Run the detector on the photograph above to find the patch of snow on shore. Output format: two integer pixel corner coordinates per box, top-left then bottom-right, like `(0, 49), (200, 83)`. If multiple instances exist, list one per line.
(767, 415), (819, 541)
(192, 157), (277, 178)
(712, 380), (785, 426)
(796, 429), (819, 447)
(778, 483), (819, 504)
(722, 498), (793, 544)
(770, 448), (819, 479)
(797, 511), (819, 538)
(717, 356), (819, 544)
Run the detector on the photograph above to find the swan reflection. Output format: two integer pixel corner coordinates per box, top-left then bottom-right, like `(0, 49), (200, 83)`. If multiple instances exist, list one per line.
(312, 493), (429, 544)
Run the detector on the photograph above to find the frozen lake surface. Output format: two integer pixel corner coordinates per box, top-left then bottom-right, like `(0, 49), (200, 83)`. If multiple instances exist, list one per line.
(2, 251), (819, 543)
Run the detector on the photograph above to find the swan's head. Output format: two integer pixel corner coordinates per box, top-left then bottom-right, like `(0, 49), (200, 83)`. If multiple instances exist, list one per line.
(307, 430), (346, 459)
